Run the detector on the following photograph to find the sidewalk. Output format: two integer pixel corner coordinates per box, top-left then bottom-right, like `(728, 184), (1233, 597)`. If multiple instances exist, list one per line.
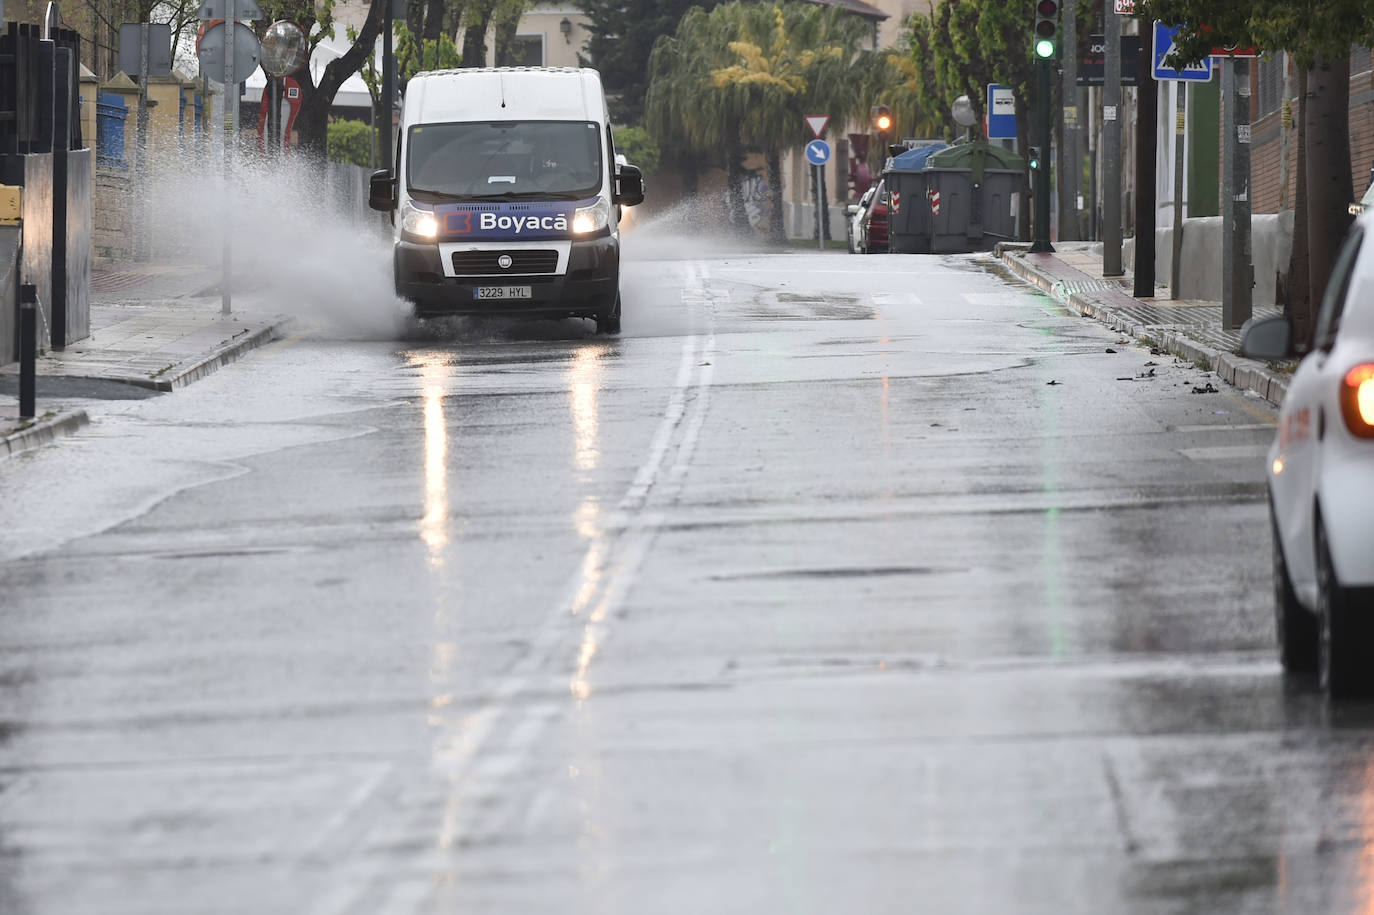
(997, 241), (1292, 407)
(0, 262), (291, 459)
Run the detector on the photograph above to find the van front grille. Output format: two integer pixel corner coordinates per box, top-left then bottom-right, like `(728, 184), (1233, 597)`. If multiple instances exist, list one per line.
(452, 250), (559, 276)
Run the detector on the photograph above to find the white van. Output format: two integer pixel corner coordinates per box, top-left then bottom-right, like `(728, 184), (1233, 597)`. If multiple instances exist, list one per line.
(369, 67), (644, 334)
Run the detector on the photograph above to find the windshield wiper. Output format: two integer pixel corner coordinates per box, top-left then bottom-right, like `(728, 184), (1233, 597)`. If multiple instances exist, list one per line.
(464, 191), (586, 201)
(407, 186), (466, 202)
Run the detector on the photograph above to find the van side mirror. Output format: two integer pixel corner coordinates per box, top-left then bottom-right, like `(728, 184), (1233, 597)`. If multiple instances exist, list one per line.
(1239, 314), (1295, 361)
(615, 163), (644, 207)
(369, 169), (396, 212)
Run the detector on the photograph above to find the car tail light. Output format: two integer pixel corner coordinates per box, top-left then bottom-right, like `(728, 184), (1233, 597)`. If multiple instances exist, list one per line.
(1340, 363), (1374, 437)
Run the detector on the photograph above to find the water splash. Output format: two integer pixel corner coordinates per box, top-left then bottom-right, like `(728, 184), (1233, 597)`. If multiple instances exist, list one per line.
(136, 145), (411, 341)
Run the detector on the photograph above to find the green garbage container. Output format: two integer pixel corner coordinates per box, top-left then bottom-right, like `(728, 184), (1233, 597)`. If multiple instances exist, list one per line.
(922, 142), (1026, 253)
(883, 143), (946, 254)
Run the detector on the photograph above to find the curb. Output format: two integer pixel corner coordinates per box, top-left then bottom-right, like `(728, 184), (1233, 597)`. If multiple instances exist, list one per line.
(995, 246), (1289, 408)
(52, 317), (293, 394)
(146, 319), (291, 392)
(1, 409), (89, 460)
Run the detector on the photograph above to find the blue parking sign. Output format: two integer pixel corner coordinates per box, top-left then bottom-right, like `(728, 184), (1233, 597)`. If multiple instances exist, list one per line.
(1152, 22), (1213, 81)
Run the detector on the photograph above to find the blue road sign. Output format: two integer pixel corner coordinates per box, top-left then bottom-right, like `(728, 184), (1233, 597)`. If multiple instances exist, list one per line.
(805, 139), (831, 166)
(986, 84), (1016, 140)
(1152, 22), (1213, 81)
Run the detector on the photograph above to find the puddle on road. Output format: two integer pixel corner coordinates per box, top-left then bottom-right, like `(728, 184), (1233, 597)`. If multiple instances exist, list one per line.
(741, 291), (876, 322)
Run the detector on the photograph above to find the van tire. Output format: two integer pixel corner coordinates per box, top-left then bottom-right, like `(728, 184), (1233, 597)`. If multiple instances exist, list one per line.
(595, 293), (621, 335)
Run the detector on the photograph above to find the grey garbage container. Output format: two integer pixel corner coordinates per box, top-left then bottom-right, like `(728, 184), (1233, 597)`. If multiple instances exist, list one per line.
(882, 143), (946, 254)
(921, 142), (1026, 253)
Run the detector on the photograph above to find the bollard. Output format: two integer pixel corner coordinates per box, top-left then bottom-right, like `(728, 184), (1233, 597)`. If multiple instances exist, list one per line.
(18, 282), (37, 419)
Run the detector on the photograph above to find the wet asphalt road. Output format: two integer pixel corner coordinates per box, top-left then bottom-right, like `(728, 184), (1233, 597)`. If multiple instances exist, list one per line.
(0, 243), (1369, 913)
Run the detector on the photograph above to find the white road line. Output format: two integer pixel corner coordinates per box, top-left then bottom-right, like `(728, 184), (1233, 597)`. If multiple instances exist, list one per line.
(1172, 423), (1275, 433)
(317, 262), (720, 915)
(1179, 444), (1272, 461)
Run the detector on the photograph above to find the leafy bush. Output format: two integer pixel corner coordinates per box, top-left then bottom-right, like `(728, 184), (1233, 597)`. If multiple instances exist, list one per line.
(613, 125), (660, 175)
(327, 118), (373, 167)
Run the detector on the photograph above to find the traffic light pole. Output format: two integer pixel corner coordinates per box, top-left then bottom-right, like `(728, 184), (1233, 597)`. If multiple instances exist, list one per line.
(1030, 57), (1054, 253)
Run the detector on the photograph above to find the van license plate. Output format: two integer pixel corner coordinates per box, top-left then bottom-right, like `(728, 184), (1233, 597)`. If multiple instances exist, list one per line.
(475, 286), (533, 300)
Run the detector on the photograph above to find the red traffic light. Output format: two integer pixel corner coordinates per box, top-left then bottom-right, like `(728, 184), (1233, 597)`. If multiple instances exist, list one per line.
(1036, 0), (1057, 14)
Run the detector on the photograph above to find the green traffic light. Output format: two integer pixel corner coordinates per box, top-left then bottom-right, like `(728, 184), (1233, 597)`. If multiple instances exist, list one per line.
(1035, 38), (1056, 58)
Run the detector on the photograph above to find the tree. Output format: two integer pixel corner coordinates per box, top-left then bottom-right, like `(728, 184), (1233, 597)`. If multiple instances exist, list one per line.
(708, 2), (876, 241)
(327, 117), (373, 165)
(352, 20), (460, 164)
(901, 0), (1039, 237)
(644, 8), (725, 206)
(460, 0), (497, 66)
(577, 0), (723, 124)
(613, 125), (661, 174)
(1138, 0), (1374, 340)
(253, 0), (386, 159)
(492, 0), (535, 65)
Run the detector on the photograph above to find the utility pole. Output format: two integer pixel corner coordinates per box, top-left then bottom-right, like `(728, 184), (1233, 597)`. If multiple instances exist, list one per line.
(222, 0), (236, 316)
(1170, 82), (1187, 299)
(1058, 0), (1079, 240)
(136, 20), (149, 261)
(1133, 56), (1158, 295)
(381, 0), (395, 172)
(1102, 2), (1123, 275)
(1221, 56), (1252, 329)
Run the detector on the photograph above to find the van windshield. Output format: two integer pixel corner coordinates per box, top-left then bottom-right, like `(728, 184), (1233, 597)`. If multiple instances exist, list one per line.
(407, 120), (603, 200)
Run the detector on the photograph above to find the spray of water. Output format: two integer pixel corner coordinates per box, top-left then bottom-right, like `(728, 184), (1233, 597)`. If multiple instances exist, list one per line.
(134, 147), (775, 343)
(138, 146), (410, 341)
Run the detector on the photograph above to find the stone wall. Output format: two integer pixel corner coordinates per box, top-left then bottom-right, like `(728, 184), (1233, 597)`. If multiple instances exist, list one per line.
(93, 165), (133, 264)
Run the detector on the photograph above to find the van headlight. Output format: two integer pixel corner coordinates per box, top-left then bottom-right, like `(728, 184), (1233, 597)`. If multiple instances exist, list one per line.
(401, 201), (439, 241)
(572, 197), (611, 235)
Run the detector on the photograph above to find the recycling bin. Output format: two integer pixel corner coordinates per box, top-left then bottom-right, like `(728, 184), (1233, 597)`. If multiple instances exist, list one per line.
(886, 141), (1026, 254)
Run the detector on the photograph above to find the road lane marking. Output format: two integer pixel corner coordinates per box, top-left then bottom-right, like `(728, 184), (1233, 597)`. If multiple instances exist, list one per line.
(317, 262), (721, 915)
(1171, 423), (1275, 433)
(1179, 444), (1272, 461)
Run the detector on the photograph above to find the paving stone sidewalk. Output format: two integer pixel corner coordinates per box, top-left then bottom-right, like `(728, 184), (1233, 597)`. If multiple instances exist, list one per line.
(0, 262), (291, 459)
(997, 241), (1293, 408)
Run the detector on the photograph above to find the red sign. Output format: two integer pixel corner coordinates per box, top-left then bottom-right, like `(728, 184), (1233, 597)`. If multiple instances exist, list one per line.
(1210, 45), (1260, 58)
(1114, 0), (1133, 13)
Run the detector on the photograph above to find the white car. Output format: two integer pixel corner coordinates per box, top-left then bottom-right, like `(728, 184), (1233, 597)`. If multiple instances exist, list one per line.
(1241, 214), (1374, 699)
(846, 186), (875, 254)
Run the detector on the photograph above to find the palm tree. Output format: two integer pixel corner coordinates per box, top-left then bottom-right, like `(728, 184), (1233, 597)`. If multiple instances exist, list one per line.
(647, 1), (881, 241)
(645, 9), (721, 202)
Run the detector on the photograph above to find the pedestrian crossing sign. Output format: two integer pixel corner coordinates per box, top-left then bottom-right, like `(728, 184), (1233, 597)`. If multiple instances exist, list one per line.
(1152, 22), (1214, 81)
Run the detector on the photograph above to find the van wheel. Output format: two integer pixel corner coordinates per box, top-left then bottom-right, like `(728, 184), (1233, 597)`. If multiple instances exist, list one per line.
(595, 293), (621, 335)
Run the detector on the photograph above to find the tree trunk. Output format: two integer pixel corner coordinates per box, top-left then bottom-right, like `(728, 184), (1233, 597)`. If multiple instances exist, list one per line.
(766, 149), (784, 244)
(493, 17), (519, 66)
(726, 142), (748, 234)
(423, 0), (445, 42)
(1305, 52), (1354, 313)
(461, 0), (496, 67)
(1287, 65), (1311, 347)
(295, 0), (387, 159)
